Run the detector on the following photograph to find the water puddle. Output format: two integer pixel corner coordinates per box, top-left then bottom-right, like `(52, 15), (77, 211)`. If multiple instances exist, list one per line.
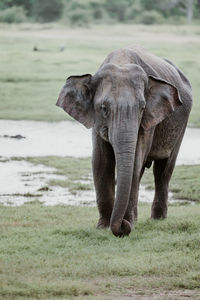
(0, 159), (97, 206)
(0, 120), (198, 206)
(0, 120), (92, 157)
(0, 160), (187, 207)
(0, 120), (200, 164)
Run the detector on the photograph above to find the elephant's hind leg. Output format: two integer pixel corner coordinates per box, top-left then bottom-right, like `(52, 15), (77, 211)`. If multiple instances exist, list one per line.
(151, 158), (173, 219)
(151, 127), (186, 219)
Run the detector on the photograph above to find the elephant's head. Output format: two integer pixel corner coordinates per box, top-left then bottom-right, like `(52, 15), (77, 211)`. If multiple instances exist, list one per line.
(56, 63), (182, 237)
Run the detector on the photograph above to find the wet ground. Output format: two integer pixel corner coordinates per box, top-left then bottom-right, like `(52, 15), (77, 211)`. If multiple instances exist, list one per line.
(0, 159), (178, 206)
(0, 160), (95, 206)
(0, 120), (199, 206)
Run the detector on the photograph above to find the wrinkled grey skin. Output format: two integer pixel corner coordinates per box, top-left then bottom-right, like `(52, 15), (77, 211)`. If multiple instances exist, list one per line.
(56, 47), (192, 237)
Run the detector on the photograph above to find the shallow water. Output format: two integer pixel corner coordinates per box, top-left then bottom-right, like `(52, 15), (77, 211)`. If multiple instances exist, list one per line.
(0, 120), (199, 206)
(0, 120), (92, 158)
(0, 159), (97, 206)
(0, 120), (200, 164)
(0, 160), (184, 207)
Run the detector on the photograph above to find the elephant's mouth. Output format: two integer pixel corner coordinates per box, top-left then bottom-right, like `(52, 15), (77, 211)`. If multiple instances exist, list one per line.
(99, 126), (109, 141)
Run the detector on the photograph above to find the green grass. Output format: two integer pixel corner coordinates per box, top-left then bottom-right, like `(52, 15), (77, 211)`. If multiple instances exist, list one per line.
(0, 156), (199, 298)
(25, 156), (93, 194)
(11, 156), (93, 194)
(142, 164), (200, 202)
(0, 203), (200, 299)
(24, 156), (92, 180)
(1, 23), (200, 299)
(0, 23), (199, 125)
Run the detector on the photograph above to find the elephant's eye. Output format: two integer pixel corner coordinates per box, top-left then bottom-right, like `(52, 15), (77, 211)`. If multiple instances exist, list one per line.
(100, 104), (109, 118)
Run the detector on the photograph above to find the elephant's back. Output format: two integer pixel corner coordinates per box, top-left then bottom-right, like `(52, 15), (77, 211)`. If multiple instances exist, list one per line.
(129, 46), (192, 112)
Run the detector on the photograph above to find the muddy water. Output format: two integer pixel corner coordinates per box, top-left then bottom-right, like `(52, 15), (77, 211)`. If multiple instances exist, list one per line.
(0, 120), (199, 206)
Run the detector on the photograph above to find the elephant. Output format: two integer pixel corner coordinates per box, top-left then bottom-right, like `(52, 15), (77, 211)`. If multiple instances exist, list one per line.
(56, 46), (192, 237)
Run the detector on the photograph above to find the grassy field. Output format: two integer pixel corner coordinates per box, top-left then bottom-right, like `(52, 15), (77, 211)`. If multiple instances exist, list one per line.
(0, 23), (200, 125)
(0, 156), (199, 298)
(1, 23), (200, 299)
(0, 202), (200, 300)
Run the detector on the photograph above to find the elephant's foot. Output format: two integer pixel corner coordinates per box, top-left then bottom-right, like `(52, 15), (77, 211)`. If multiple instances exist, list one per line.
(96, 217), (110, 229)
(151, 202), (167, 219)
(124, 210), (138, 227)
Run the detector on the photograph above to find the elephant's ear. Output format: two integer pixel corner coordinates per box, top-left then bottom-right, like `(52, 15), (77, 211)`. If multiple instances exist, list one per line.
(141, 75), (182, 131)
(56, 74), (94, 128)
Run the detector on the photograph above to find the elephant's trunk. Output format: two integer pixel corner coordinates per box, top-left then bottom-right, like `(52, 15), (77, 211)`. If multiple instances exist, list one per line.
(109, 111), (138, 237)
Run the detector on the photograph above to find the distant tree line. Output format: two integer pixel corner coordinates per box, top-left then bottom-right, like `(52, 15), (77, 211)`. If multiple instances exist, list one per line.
(0, 0), (199, 25)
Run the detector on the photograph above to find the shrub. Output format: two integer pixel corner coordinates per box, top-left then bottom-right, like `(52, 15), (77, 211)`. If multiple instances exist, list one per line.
(62, 1), (92, 27)
(67, 8), (91, 26)
(103, 0), (129, 22)
(0, 0), (33, 16)
(31, 0), (63, 22)
(168, 16), (187, 25)
(90, 1), (106, 21)
(0, 6), (27, 23)
(127, 1), (143, 22)
(139, 10), (164, 25)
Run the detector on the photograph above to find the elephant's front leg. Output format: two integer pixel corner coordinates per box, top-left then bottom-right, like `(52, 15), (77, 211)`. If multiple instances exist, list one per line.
(92, 130), (115, 229)
(124, 128), (154, 226)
